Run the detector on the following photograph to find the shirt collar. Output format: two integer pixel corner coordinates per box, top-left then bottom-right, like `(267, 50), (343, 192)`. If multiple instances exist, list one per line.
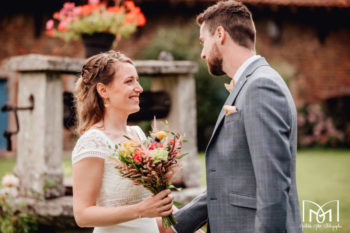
(233, 55), (261, 83)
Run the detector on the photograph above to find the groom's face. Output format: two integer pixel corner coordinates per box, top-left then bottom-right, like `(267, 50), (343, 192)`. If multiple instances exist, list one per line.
(199, 24), (225, 76)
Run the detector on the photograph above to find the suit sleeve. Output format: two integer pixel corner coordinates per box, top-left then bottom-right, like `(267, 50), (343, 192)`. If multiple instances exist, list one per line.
(243, 77), (292, 233)
(173, 191), (208, 233)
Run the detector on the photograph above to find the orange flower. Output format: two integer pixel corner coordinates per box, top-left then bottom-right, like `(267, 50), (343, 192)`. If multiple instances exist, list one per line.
(91, 4), (100, 12)
(46, 29), (54, 37)
(81, 5), (92, 16)
(132, 6), (141, 13)
(125, 1), (136, 11)
(123, 140), (137, 148)
(53, 11), (60, 20)
(108, 6), (125, 13)
(136, 12), (146, 26)
(124, 12), (136, 24)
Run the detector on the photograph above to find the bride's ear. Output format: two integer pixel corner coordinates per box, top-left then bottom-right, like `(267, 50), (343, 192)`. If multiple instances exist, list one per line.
(96, 82), (108, 99)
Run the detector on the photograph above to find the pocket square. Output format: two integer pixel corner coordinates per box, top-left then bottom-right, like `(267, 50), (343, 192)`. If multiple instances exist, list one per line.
(223, 105), (237, 116)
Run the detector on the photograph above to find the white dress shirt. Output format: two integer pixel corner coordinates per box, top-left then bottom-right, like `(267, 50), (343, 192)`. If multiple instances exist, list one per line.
(233, 55), (261, 83)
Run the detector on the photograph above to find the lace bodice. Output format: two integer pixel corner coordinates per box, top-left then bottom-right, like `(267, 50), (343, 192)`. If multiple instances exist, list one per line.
(72, 126), (152, 207)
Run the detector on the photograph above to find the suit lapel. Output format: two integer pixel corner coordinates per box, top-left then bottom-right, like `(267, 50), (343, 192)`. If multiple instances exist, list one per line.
(205, 57), (269, 152)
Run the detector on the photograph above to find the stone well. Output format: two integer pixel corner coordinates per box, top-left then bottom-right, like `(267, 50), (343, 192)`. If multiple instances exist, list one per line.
(3, 54), (204, 231)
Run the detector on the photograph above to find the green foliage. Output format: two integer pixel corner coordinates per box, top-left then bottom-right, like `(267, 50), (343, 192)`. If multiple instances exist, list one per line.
(139, 22), (230, 150)
(0, 159), (16, 188)
(0, 192), (38, 233)
(43, 176), (60, 194)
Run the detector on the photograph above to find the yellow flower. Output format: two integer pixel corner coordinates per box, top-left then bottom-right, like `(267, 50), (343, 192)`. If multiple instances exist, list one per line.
(123, 140), (137, 148)
(0, 195), (5, 201)
(156, 131), (167, 140)
(123, 140), (137, 154)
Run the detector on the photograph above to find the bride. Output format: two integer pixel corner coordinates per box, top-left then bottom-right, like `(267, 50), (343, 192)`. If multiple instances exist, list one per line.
(72, 51), (173, 233)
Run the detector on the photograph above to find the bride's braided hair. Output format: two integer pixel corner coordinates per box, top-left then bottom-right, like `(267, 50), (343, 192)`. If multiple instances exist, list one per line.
(75, 50), (133, 135)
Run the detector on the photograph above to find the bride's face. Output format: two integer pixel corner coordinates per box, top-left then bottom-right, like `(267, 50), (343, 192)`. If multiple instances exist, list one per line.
(105, 62), (143, 114)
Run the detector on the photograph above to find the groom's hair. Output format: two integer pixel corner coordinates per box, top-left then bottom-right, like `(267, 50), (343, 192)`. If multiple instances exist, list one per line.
(197, 0), (256, 50)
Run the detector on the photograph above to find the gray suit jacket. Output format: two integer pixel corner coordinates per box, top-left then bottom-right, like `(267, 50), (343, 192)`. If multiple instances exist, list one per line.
(174, 58), (302, 233)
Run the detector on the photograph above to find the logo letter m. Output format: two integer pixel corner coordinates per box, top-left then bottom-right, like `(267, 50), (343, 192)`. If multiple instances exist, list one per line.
(302, 200), (339, 223)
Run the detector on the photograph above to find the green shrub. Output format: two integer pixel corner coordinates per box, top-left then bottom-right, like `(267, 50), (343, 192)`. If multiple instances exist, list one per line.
(0, 190), (38, 233)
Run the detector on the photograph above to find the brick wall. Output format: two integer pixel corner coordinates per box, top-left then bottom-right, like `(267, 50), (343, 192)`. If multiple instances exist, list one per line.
(2, 6), (349, 108)
(255, 20), (350, 107)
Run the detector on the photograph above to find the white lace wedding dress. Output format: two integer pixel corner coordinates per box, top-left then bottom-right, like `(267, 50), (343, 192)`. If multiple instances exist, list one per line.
(72, 126), (160, 233)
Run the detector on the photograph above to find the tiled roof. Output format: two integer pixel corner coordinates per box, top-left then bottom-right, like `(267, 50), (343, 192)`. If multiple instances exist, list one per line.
(240, 0), (350, 7)
(164, 0), (350, 8)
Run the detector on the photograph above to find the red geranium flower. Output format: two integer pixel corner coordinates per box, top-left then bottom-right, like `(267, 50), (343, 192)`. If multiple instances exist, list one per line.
(133, 149), (142, 163)
(149, 142), (163, 150)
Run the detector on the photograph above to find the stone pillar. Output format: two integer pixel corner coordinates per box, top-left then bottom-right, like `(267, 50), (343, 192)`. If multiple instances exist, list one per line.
(151, 74), (201, 188)
(14, 72), (64, 198)
(3, 54), (82, 198)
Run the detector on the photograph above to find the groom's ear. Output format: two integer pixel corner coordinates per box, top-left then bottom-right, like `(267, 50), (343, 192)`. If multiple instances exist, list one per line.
(215, 26), (226, 45)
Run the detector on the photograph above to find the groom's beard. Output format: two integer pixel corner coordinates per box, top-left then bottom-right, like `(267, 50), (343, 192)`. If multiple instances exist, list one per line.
(208, 44), (225, 76)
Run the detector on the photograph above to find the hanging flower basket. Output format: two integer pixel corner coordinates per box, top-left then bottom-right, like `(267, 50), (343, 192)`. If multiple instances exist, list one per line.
(46, 0), (146, 56)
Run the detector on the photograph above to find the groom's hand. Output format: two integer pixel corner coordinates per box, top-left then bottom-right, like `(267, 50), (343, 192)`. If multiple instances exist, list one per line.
(156, 217), (176, 233)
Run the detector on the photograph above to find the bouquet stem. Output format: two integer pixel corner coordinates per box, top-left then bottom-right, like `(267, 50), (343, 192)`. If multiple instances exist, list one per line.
(162, 214), (178, 228)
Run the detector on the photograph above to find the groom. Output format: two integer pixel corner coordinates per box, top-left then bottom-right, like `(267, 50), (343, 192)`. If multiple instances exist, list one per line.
(158, 1), (302, 233)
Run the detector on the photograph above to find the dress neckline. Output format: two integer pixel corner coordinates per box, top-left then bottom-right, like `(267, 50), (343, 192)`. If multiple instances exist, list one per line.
(88, 126), (141, 146)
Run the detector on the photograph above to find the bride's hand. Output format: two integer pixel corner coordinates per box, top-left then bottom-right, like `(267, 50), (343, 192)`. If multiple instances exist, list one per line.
(136, 189), (173, 218)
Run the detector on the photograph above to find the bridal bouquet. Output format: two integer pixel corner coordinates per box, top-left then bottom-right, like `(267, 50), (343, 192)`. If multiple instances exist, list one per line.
(109, 121), (187, 228)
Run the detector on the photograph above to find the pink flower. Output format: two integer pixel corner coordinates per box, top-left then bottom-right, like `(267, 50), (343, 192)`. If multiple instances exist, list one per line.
(46, 19), (54, 30)
(301, 136), (314, 146)
(73, 6), (82, 16)
(66, 16), (73, 23)
(297, 114), (305, 127)
(89, 0), (100, 5)
(63, 2), (75, 10)
(58, 21), (68, 32)
(307, 112), (317, 123)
